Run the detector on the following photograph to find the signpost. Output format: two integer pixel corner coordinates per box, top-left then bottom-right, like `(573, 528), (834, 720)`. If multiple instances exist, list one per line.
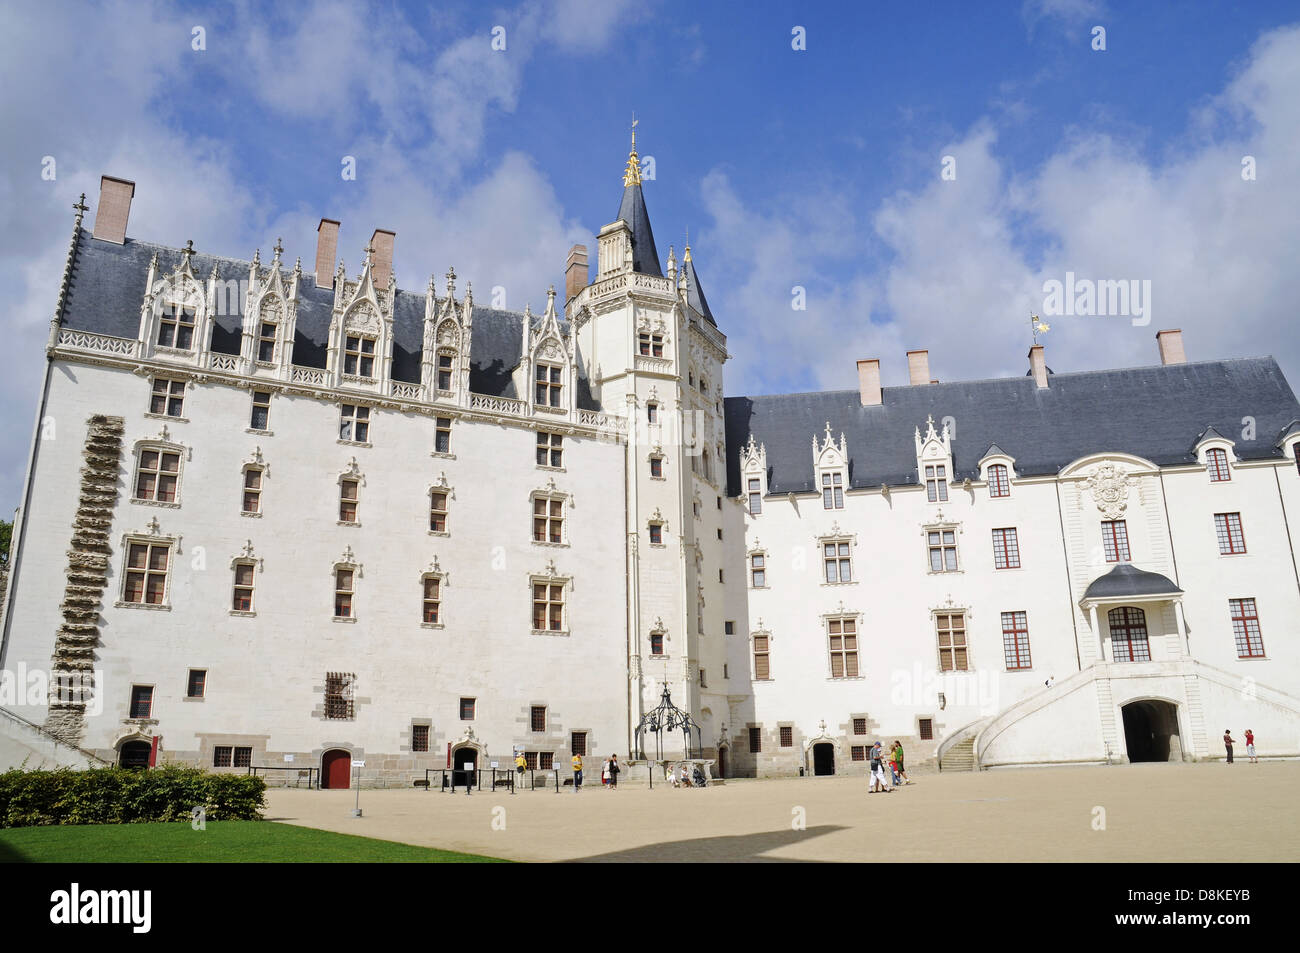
(351, 759), (365, 817)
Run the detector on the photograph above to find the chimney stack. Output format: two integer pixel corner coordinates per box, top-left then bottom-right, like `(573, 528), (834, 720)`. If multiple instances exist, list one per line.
(856, 359), (882, 406)
(315, 219), (340, 289)
(565, 244), (589, 302)
(92, 175), (135, 244)
(1028, 344), (1048, 388)
(907, 349), (931, 386)
(1156, 329), (1186, 366)
(370, 228), (396, 289)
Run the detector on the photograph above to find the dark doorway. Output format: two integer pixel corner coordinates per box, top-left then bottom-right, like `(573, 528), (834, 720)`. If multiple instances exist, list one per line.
(452, 747), (478, 788)
(321, 749), (352, 789)
(1121, 700), (1181, 763)
(118, 741), (151, 769)
(812, 742), (835, 776)
(716, 746), (727, 780)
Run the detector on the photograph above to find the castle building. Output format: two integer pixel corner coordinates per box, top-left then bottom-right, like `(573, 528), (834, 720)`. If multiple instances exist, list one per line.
(3, 137), (1300, 783)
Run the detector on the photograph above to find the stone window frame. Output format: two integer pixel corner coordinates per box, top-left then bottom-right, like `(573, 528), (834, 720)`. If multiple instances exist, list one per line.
(229, 545), (262, 617)
(748, 546), (769, 589)
(923, 519), (962, 575)
(751, 627), (773, 681)
(247, 389), (274, 434)
(130, 437), (189, 509)
(530, 485), (570, 548)
(534, 360), (564, 409)
(256, 318), (279, 366)
(146, 376), (189, 420)
(529, 565), (571, 637)
(116, 528), (179, 611)
(459, 697), (476, 721)
(186, 668), (207, 700)
(435, 347), (457, 396)
(535, 430), (565, 470)
(337, 460), (364, 526)
(332, 550), (361, 623)
(431, 415), (455, 458)
(411, 723), (431, 753)
(324, 672), (356, 720)
(933, 607), (972, 672)
(343, 332), (378, 379)
(823, 609), (863, 680)
(818, 532), (856, 586)
(240, 463), (266, 517)
(428, 474), (454, 537)
(419, 558), (447, 630)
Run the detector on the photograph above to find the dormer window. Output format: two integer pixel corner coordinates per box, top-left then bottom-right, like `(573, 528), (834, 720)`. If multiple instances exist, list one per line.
(344, 335), (375, 378)
(535, 363), (562, 407)
(747, 478), (762, 515)
(925, 464), (949, 502)
(1206, 448), (1231, 482)
(437, 353), (454, 392)
(988, 464), (1010, 498)
(257, 321), (277, 363)
(158, 304), (196, 350)
(822, 472), (844, 509)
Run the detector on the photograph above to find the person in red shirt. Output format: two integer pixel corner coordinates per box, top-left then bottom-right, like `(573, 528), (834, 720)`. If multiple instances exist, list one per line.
(1245, 729), (1257, 763)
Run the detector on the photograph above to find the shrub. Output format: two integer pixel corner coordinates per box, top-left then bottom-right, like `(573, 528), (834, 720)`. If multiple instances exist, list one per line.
(0, 764), (266, 827)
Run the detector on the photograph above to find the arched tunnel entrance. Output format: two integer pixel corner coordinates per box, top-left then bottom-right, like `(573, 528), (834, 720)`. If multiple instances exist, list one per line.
(1121, 700), (1182, 763)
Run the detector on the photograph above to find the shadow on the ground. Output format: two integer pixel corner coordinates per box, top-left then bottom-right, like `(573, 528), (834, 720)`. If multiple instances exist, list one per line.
(564, 824), (847, 863)
(0, 840), (30, 862)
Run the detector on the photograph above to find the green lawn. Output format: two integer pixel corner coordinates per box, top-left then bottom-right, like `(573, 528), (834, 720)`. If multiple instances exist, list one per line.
(0, 821), (507, 863)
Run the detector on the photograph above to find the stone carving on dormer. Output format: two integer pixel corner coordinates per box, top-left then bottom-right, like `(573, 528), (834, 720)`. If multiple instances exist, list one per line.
(1084, 462), (1136, 520)
(741, 433), (767, 476)
(914, 414), (952, 460)
(813, 422), (848, 469)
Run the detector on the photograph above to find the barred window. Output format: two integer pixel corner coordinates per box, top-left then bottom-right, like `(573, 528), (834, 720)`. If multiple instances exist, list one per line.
(753, 634), (770, 680)
(649, 522), (663, 545)
(213, 746), (232, 767)
(540, 752), (554, 770)
(828, 618), (859, 678)
(129, 685), (153, 719)
(650, 632), (665, 656)
(1107, 606), (1151, 662)
(1229, 598), (1265, 658)
(919, 719), (933, 741)
(851, 745), (867, 762)
(992, 527), (1020, 569)
(135, 449), (180, 503)
(250, 390), (271, 430)
(537, 432), (563, 467)
(1206, 448), (1231, 482)
(150, 378), (185, 417)
(242, 468), (263, 514)
(233, 746), (252, 768)
(749, 726), (762, 753)
(124, 542), (170, 605)
(1214, 513), (1246, 555)
(925, 464), (948, 502)
(339, 404), (370, 442)
(1001, 611), (1032, 670)
(936, 613), (968, 672)
(571, 732), (587, 756)
(412, 725), (430, 753)
(779, 726), (793, 747)
(324, 673), (355, 719)
(853, 717), (867, 735)
(1101, 520), (1130, 562)
(524, 752), (539, 770)
(158, 304), (196, 349)
(344, 334), (375, 377)
(531, 706), (547, 732)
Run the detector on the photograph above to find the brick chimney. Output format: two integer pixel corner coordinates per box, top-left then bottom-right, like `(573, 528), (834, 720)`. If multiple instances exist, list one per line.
(1156, 329), (1186, 365)
(370, 228), (396, 289)
(565, 244), (589, 302)
(315, 219), (340, 289)
(1028, 344), (1048, 388)
(856, 359), (882, 406)
(92, 175), (135, 244)
(907, 349), (930, 386)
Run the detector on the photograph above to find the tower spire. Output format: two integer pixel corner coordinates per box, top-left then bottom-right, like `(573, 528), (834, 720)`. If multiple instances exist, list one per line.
(623, 116), (641, 187)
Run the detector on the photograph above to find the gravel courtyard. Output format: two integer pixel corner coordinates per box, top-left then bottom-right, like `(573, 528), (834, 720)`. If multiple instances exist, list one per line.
(264, 760), (1299, 862)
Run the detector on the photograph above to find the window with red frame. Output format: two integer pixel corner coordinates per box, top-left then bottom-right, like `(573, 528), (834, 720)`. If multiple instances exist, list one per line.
(1001, 611), (1032, 670)
(459, 697), (475, 720)
(988, 464), (1010, 498)
(1101, 520), (1130, 562)
(231, 562), (254, 612)
(1107, 606), (1151, 662)
(1206, 448), (1231, 482)
(992, 527), (1021, 569)
(1214, 513), (1246, 554)
(1229, 598), (1265, 658)
(135, 449), (180, 502)
(124, 542), (170, 605)
(649, 632), (665, 656)
(129, 685), (153, 719)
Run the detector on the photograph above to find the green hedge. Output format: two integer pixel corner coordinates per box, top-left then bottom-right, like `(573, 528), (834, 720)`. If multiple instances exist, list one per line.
(0, 764), (266, 827)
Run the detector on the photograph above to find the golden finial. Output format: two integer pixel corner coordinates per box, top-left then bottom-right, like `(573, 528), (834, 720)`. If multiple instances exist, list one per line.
(623, 115), (641, 187)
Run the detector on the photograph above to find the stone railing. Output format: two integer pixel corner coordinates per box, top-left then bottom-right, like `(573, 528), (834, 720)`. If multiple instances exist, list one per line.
(291, 365), (328, 385)
(391, 381), (423, 400)
(578, 409), (628, 432)
(55, 329), (137, 356)
(635, 356), (673, 374)
(632, 273), (673, 293)
(469, 393), (526, 416)
(209, 353), (239, 371)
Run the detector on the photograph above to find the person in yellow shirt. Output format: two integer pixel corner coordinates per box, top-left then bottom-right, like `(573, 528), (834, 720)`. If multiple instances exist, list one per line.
(571, 753), (583, 792)
(514, 752), (527, 791)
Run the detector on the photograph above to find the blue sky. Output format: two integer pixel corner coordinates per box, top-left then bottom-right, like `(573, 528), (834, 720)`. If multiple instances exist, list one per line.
(3, 0), (1300, 511)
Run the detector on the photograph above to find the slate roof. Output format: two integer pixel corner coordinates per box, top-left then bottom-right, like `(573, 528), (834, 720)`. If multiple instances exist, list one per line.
(616, 183), (662, 278)
(681, 254), (716, 327)
(1082, 563), (1183, 601)
(58, 229), (596, 406)
(724, 357), (1300, 495)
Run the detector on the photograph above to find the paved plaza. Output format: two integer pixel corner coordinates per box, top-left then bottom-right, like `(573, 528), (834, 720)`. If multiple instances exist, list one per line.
(265, 761), (1300, 862)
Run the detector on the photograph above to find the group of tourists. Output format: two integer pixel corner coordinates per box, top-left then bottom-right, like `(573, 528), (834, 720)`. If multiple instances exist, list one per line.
(868, 740), (913, 793)
(1223, 729), (1257, 764)
(524, 752), (622, 792)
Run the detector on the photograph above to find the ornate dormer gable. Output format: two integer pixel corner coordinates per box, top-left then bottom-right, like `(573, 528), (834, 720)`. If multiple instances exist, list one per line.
(914, 414), (954, 498)
(1191, 425), (1238, 468)
(139, 240), (209, 366)
(421, 267), (473, 406)
(326, 244), (394, 394)
(518, 286), (576, 420)
(977, 444), (1018, 496)
(241, 238), (300, 378)
(813, 422), (849, 509)
(739, 432), (768, 514)
(1276, 420), (1300, 464)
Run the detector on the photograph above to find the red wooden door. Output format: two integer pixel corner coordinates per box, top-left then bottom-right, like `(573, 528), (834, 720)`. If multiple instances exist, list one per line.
(322, 749), (351, 789)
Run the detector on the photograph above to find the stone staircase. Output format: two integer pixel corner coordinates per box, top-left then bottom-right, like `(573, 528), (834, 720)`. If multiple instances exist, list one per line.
(939, 736), (976, 772)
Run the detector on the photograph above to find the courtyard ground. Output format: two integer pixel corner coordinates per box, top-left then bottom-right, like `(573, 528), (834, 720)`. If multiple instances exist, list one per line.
(265, 760), (1300, 862)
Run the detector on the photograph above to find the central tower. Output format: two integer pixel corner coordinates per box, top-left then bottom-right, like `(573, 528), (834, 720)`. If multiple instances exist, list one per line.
(568, 127), (732, 762)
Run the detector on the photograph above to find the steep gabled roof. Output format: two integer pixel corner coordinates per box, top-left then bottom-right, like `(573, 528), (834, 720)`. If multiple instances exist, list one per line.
(681, 251), (715, 326)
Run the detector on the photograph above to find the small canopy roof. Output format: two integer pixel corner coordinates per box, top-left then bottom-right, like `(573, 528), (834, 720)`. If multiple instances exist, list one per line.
(1082, 563), (1183, 602)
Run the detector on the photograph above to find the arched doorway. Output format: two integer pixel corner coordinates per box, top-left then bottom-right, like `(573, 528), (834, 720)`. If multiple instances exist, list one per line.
(321, 748), (352, 789)
(1121, 700), (1181, 762)
(452, 746), (478, 789)
(812, 742), (835, 776)
(118, 740), (151, 769)
(716, 745), (728, 780)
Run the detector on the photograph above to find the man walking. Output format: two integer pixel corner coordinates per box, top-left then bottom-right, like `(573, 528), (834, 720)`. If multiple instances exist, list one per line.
(1223, 729), (1236, 764)
(572, 752), (583, 792)
(608, 754), (622, 790)
(893, 740), (913, 785)
(515, 750), (528, 789)
(869, 741), (892, 793)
